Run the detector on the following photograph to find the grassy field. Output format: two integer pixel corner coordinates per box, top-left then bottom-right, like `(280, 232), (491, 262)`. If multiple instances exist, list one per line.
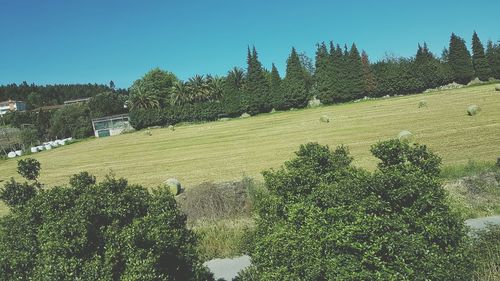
(1, 84), (500, 214)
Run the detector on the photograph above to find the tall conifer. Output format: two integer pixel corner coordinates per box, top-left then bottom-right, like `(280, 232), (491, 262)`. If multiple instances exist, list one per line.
(269, 63), (283, 109)
(448, 33), (474, 84)
(471, 31), (491, 81)
(347, 43), (365, 99)
(282, 47), (310, 109)
(243, 46), (271, 114)
(486, 41), (500, 79)
(314, 42), (331, 103)
(361, 50), (376, 96)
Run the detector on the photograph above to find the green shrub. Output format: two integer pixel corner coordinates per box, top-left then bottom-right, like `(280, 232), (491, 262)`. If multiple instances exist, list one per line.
(17, 158), (41, 181)
(49, 104), (93, 139)
(0, 172), (214, 280)
(0, 178), (37, 207)
(129, 102), (223, 130)
(245, 140), (473, 280)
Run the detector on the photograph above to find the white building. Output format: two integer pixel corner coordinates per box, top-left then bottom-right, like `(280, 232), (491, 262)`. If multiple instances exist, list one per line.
(0, 100), (26, 115)
(91, 114), (131, 137)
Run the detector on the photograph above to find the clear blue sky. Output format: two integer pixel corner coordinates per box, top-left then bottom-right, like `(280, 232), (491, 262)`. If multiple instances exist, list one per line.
(1, 0), (499, 88)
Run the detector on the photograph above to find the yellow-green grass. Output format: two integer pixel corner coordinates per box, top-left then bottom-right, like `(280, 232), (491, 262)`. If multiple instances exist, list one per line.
(1, 84), (500, 214)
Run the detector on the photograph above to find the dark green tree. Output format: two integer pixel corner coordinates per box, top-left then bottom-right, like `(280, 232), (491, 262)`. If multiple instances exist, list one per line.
(88, 91), (128, 118)
(246, 140), (473, 280)
(413, 43), (450, 90)
(361, 50), (376, 96)
(242, 47), (271, 114)
(448, 33), (474, 84)
(17, 158), (41, 181)
(471, 31), (491, 81)
(269, 63), (283, 109)
(222, 67), (246, 116)
(282, 47), (311, 109)
(313, 42), (332, 103)
(346, 43), (365, 99)
(486, 40), (500, 79)
(49, 104), (93, 139)
(129, 68), (178, 108)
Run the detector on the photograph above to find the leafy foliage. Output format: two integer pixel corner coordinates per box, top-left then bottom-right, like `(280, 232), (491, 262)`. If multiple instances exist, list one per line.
(17, 158), (41, 181)
(88, 91), (128, 118)
(245, 140), (473, 280)
(49, 104), (93, 139)
(0, 170), (214, 280)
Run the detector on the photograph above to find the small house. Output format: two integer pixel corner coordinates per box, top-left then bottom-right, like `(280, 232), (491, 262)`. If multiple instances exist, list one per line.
(0, 100), (26, 115)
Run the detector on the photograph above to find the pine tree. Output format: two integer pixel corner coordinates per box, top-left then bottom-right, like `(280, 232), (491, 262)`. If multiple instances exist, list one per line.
(269, 63), (283, 109)
(471, 31), (491, 81)
(282, 47), (310, 109)
(313, 42), (331, 104)
(346, 43), (365, 99)
(448, 33), (474, 84)
(323, 43), (347, 103)
(361, 50), (376, 96)
(242, 46), (271, 114)
(486, 40), (500, 79)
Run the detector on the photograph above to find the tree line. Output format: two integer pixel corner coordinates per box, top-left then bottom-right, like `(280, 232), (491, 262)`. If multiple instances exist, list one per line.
(129, 31), (500, 129)
(0, 82), (125, 108)
(2, 31), (500, 134)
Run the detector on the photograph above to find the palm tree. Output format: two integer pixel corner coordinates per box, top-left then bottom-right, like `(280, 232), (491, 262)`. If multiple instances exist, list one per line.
(170, 81), (190, 106)
(187, 74), (209, 103)
(207, 76), (225, 101)
(226, 67), (245, 89)
(128, 80), (160, 110)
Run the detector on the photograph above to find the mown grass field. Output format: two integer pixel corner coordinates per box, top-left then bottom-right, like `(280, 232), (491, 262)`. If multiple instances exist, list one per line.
(1, 84), (500, 214)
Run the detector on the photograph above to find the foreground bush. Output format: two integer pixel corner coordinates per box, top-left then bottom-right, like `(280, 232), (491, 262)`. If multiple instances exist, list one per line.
(0, 170), (213, 280)
(245, 140), (473, 280)
(471, 225), (500, 281)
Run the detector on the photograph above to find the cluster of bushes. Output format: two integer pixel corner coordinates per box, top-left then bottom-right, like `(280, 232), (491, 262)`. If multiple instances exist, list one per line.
(0, 159), (214, 280)
(240, 140), (474, 280)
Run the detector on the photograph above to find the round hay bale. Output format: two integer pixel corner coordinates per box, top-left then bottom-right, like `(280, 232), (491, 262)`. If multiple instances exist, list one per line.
(30, 147), (38, 153)
(164, 178), (181, 195)
(144, 129), (152, 136)
(44, 144), (52, 150)
(398, 130), (413, 141)
(240, 112), (251, 118)
(168, 125), (175, 131)
(495, 84), (500, 91)
(15, 150), (22, 156)
(37, 145), (44, 151)
(467, 105), (480, 116)
(7, 152), (16, 158)
(418, 100), (427, 108)
(319, 115), (330, 123)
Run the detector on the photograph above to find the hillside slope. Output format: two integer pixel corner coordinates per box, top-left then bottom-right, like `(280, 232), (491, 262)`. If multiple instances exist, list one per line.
(1, 84), (499, 191)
